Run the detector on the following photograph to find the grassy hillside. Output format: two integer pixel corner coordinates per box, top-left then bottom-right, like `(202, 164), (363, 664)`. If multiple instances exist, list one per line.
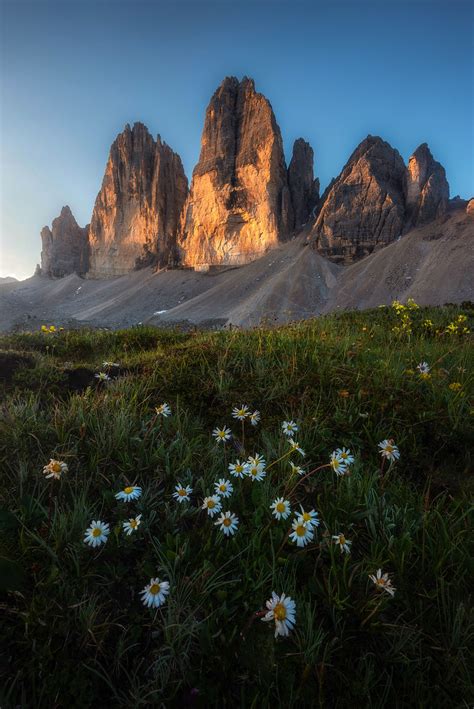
(1, 303), (473, 707)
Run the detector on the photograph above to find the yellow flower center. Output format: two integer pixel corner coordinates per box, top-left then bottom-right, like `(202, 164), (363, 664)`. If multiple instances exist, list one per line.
(341, 453), (348, 460)
(236, 465), (243, 472)
(52, 462), (62, 473)
(223, 518), (231, 527)
(333, 459), (340, 469)
(178, 488), (186, 496)
(302, 512), (311, 522)
(339, 534), (346, 545)
(207, 499), (215, 508)
(276, 502), (286, 513)
(92, 528), (101, 537)
(274, 602), (287, 621)
(250, 468), (257, 476)
(385, 446), (393, 454)
(150, 583), (160, 595)
(296, 524), (306, 537)
(124, 486), (134, 494)
(130, 519), (138, 528)
(219, 484), (226, 492)
(377, 578), (386, 587)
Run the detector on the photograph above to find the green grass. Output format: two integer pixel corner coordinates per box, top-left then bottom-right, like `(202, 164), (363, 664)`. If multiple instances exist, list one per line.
(0, 304), (473, 707)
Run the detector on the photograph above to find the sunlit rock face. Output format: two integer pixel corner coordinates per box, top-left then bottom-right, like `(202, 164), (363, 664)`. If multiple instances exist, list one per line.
(288, 138), (319, 230)
(311, 136), (406, 264)
(88, 123), (188, 277)
(40, 206), (89, 277)
(404, 143), (449, 228)
(178, 77), (293, 269)
(467, 198), (474, 216)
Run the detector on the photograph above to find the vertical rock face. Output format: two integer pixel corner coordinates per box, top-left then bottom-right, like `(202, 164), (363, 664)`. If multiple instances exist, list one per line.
(179, 77), (293, 269)
(288, 138), (319, 229)
(88, 123), (188, 277)
(40, 206), (89, 277)
(311, 136), (406, 263)
(404, 143), (449, 228)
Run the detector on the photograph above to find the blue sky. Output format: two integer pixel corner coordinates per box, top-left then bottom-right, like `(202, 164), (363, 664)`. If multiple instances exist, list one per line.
(1, 0), (472, 278)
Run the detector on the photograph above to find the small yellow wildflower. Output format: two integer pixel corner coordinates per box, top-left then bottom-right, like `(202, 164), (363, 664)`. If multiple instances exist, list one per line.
(449, 382), (462, 392)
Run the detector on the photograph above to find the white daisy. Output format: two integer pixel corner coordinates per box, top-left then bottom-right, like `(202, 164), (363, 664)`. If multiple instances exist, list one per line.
(288, 438), (305, 457)
(262, 591), (296, 638)
(102, 361), (120, 368)
(296, 507), (320, 529)
(247, 453), (266, 467)
(213, 426), (232, 443)
(228, 460), (248, 478)
(95, 372), (110, 382)
(369, 568), (396, 597)
(84, 520), (110, 547)
(214, 478), (233, 498)
(282, 420), (298, 436)
(335, 447), (355, 466)
(115, 485), (142, 502)
(214, 511), (239, 536)
(289, 518), (314, 547)
(140, 577), (170, 608)
(172, 483), (193, 503)
(123, 514), (142, 535)
(155, 403), (171, 417)
(332, 532), (352, 554)
(232, 405), (250, 420)
(330, 451), (348, 476)
(201, 495), (222, 518)
(249, 410), (261, 426)
(289, 461), (304, 476)
(378, 439), (400, 462)
(247, 462), (266, 482)
(270, 497), (291, 520)
(417, 361), (430, 375)
(42, 458), (68, 480)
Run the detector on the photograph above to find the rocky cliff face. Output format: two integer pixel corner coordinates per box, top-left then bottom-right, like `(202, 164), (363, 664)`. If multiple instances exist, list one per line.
(288, 138), (319, 229)
(310, 136), (407, 263)
(178, 77), (293, 269)
(88, 123), (187, 277)
(40, 206), (89, 277)
(404, 143), (449, 228)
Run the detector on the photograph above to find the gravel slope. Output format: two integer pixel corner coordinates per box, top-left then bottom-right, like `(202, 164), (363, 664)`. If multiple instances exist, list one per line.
(1, 209), (472, 332)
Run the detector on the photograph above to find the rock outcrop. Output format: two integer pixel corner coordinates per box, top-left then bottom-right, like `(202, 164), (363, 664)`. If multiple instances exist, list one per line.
(467, 198), (474, 216)
(178, 77), (293, 269)
(88, 123), (187, 277)
(40, 206), (89, 277)
(288, 138), (319, 229)
(404, 143), (449, 228)
(311, 136), (406, 263)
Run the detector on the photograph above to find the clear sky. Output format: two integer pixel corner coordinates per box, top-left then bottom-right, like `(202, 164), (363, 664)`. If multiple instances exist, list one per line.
(1, 0), (473, 279)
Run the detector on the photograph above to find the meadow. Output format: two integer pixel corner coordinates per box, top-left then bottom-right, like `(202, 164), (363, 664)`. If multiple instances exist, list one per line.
(0, 302), (473, 708)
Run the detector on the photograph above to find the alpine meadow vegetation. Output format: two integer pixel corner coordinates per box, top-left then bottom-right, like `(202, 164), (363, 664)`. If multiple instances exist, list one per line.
(0, 302), (473, 707)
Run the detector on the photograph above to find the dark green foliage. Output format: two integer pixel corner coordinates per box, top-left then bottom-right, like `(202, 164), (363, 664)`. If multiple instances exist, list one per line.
(0, 306), (472, 707)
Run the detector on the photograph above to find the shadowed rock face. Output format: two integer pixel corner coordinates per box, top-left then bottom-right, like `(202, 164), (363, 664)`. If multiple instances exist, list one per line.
(88, 123), (188, 277)
(404, 143), (449, 228)
(40, 206), (89, 277)
(179, 76), (293, 269)
(311, 136), (407, 263)
(288, 138), (319, 229)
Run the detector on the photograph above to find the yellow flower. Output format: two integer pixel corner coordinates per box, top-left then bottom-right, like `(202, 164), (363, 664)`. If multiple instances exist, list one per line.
(49, 325), (56, 332)
(449, 382), (462, 392)
(41, 325), (48, 332)
(406, 298), (419, 310)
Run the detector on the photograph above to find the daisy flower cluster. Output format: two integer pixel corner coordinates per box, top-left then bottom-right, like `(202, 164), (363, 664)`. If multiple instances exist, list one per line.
(46, 399), (403, 634)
